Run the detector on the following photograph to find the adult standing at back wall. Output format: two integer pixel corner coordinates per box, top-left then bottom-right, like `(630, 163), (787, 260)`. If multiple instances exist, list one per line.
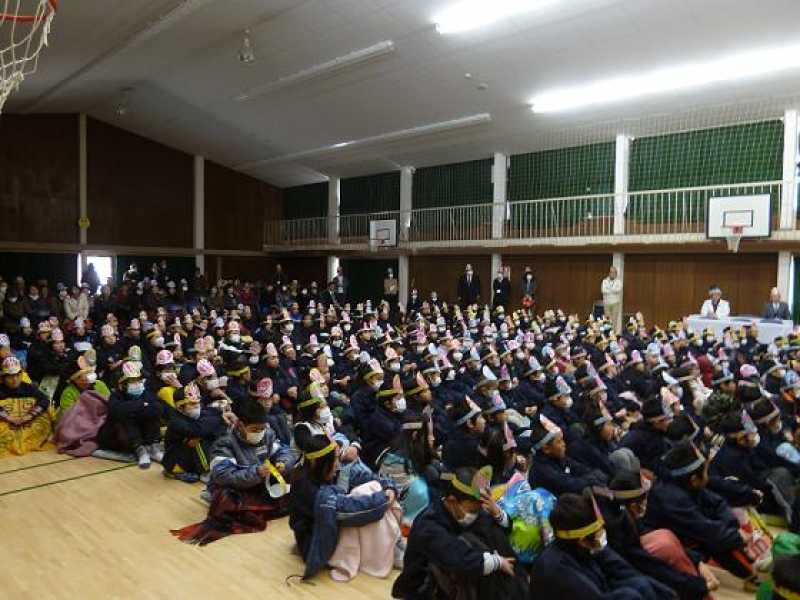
(457, 263), (481, 306)
(601, 265), (623, 333)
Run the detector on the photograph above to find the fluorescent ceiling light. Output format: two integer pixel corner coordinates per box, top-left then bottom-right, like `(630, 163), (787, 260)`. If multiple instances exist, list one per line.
(235, 41), (395, 102)
(530, 41), (800, 113)
(434, 0), (554, 34)
(237, 113), (492, 169)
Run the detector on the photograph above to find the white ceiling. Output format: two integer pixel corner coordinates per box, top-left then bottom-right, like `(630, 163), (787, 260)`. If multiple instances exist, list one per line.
(8, 0), (800, 187)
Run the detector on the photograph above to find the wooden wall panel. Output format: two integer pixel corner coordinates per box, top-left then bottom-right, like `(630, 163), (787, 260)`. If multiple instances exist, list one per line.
(624, 253), (777, 327)
(502, 254), (613, 315)
(205, 161), (282, 252)
(409, 255), (491, 304)
(0, 114), (79, 244)
(216, 256), (276, 282)
(87, 118), (193, 247)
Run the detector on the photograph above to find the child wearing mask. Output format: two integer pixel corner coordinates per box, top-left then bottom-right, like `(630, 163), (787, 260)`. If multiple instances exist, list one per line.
(57, 351), (109, 422)
(162, 383), (224, 483)
(532, 491), (670, 598)
(362, 375), (407, 468)
(442, 395), (486, 470)
(97, 361), (163, 469)
(392, 466), (527, 600)
(172, 398), (293, 544)
(289, 433), (399, 580)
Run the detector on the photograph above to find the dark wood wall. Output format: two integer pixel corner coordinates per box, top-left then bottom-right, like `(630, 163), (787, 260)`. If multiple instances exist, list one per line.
(204, 161), (282, 252)
(210, 255), (276, 282)
(87, 118), (193, 247)
(501, 253), (613, 315)
(624, 253), (777, 327)
(0, 114), (79, 243)
(409, 255), (491, 304)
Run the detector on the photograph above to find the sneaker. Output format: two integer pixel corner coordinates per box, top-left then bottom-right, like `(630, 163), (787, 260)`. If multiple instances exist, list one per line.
(164, 471), (200, 484)
(199, 489), (212, 504)
(147, 443), (164, 463)
(199, 472), (210, 484)
(136, 445), (151, 470)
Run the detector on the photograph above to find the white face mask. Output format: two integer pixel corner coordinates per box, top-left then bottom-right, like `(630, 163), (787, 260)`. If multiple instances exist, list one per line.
(430, 377), (441, 388)
(388, 362), (401, 373)
(154, 336), (165, 348)
(284, 323), (294, 333)
(205, 377), (220, 390)
(589, 530), (608, 555)
(457, 510), (479, 528)
(563, 396), (574, 410)
(127, 382), (145, 397)
(393, 397), (407, 413)
(369, 380), (382, 392)
(245, 429), (266, 445)
(750, 433), (761, 448)
(249, 355), (259, 365)
(318, 407), (333, 423)
(326, 358), (334, 368)
(452, 352), (463, 362)
(515, 351), (525, 361)
(85, 372), (97, 385)
(416, 345), (425, 354)
(185, 406), (201, 420)
(229, 333), (241, 343)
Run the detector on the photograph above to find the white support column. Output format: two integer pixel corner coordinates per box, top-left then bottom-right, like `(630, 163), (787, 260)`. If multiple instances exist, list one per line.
(781, 109), (799, 230)
(399, 166), (414, 242)
(612, 252), (625, 329)
(777, 251), (793, 305)
(491, 152), (508, 239)
(79, 112), (88, 240)
(193, 155), (205, 273)
(327, 256), (339, 283)
(614, 134), (631, 235)
(490, 253), (502, 304)
(398, 254), (409, 308)
(328, 176), (340, 244)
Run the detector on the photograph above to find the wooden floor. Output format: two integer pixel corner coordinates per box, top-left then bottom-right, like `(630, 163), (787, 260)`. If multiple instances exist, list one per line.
(1, 450), (753, 600)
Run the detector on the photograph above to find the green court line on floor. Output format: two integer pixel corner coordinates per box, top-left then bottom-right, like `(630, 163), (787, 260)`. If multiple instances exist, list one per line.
(0, 456), (77, 475)
(0, 463), (137, 498)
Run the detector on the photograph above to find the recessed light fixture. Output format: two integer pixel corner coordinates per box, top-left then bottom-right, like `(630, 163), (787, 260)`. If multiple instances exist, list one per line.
(235, 40), (395, 102)
(530, 41), (800, 113)
(238, 29), (255, 64)
(434, 0), (555, 34)
(115, 87), (133, 116)
(237, 113), (492, 169)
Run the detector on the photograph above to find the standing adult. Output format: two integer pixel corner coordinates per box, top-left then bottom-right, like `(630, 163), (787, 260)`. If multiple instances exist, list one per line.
(456, 263), (481, 307)
(334, 266), (348, 305)
(601, 265), (623, 333)
(492, 267), (511, 309)
(82, 263), (101, 295)
(520, 266), (536, 309)
(383, 267), (398, 309)
(272, 263), (287, 288)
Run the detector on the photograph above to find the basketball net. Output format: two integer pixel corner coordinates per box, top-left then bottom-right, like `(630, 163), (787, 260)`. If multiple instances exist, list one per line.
(0, 0), (58, 113)
(726, 225), (743, 253)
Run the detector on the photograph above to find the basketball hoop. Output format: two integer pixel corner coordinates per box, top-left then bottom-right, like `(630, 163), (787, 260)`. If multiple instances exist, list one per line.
(0, 0), (58, 113)
(726, 225), (743, 253)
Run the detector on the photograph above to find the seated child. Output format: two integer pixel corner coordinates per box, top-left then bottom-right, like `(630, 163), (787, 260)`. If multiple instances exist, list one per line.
(392, 466), (528, 600)
(289, 433), (399, 580)
(0, 355), (52, 458)
(532, 490), (671, 599)
(171, 398), (294, 545)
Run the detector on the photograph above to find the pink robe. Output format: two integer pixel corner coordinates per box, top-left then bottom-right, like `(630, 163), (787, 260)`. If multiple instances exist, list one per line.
(54, 390), (108, 457)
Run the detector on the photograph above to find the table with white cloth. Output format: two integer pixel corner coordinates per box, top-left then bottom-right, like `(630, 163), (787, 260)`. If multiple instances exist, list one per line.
(686, 315), (794, 344)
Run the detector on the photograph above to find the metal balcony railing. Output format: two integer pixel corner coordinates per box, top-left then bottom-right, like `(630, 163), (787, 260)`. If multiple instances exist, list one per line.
(263, 181), (788, 248)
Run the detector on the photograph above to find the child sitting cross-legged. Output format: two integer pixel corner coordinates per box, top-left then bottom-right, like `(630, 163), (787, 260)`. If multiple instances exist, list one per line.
(171, 397), (294, 545)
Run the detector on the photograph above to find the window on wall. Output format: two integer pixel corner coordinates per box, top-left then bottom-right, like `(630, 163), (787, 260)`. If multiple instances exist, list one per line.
(84, 256), (113, 288)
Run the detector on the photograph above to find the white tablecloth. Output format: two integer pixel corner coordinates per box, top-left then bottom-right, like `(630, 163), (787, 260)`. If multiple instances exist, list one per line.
(686, 315), (794, 344)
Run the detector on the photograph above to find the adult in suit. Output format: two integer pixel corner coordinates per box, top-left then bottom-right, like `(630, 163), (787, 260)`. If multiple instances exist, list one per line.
(700, 284), (730, 319)
(456, 263), (481, 307)
(762, 287), (792, 320)
(334, 266), (348, 305)
(521, 266), (536, 303)
(492, 267), (511, 309)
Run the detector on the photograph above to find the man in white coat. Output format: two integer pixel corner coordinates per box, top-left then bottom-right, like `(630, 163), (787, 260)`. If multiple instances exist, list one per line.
(700, 285), (730, 319)
(601, 265), (623, 333)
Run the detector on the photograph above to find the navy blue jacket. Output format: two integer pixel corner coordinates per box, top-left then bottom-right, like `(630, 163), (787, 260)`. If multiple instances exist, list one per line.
(620, 421), (669, 477)
(442, 427), (484, 470)
(529, 452), (601, 497)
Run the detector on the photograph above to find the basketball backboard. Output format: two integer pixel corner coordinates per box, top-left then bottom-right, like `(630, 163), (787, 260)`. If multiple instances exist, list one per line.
(707, 193), (771, 239)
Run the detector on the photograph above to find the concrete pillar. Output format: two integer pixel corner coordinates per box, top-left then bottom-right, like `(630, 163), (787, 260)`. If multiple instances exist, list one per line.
(327, 255), (339, 283)
(614, 135), (631, 235)
(194, 155), (205, 273)
(781, 109), (799, 230)
(398, 254), (410, 309)
(777, 251), (794, 306)
(611, 252), (625, 332)
(328, 176), (340, 244)
(491, 153), (508, 239)
(399, 166), (414, 242)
